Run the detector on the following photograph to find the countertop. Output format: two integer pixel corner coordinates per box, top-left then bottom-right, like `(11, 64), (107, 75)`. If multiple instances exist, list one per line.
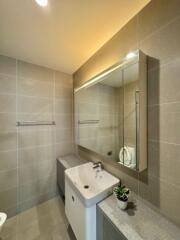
(98, 194), (180, 240)
(57, 154), (88, 169)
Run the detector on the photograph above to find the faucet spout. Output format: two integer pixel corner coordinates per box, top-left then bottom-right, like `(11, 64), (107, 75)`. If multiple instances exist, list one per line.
(93, 161), (103, 170)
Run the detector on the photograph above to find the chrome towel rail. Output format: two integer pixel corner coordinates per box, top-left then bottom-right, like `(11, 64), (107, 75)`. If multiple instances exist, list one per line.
(78, 120), (99, 124)
(16, 121), (56, 126)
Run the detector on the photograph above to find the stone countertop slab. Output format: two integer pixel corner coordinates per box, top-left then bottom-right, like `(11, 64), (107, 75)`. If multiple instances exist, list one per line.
(98, 194), (180, 240)
(57, 154), (88, 169)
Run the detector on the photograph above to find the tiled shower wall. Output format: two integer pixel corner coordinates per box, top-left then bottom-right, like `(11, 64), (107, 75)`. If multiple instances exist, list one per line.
(0, 55), (73, 217)
(74, 0), (180, 227)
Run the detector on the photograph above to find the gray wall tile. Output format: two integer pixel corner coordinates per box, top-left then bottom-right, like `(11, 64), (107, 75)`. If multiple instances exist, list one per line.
(0, 188), (18, 214)
(0, 74), (16, 94)
(0, 55), (73, 217)
(138, 0), (180, 41)
(140, 16), (180, 70)
(0, 169), (18, 192)
(0, 150), (17, 171)
(0, 94), (16, 113)
(0, 55), (16, 76)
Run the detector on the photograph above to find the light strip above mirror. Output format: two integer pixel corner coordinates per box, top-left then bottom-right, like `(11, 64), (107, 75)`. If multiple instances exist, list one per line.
(74, 50), (139, 93)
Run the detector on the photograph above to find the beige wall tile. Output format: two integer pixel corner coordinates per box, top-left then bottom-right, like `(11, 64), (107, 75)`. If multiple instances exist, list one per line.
(55, 128), (72, 143)
(0, 187), (18, 212)
(140, 16), (180, 70)
(0, 55), (73, 217)
(148, 59), (180, 105)
(78, 102), (98, 116)
(18, 78), (53, 98)
(0, 55), (16, 76)
(55, 85), (72, 100)
(0, 132), (17, 151)
(55, 71), (72, 87)
(148, 103), (180, 144)
(55, 141), (73, 158)
(18, 129), (55, 148)
(79, 138), (98, 152)
(0, 94), (16, 113)
(0, 150), (17, 171)
(0, 169), (18, 191)
(148, 140), (180, 187)
(138, 0), (180, 41)
(0, 74), (16, 94)
(19, 176), (56, 203)
(79, 126), (98, 140)
(55, 114), (72, 129)
(18, 145), (54, 167)
(76, 84), (99, 104)
(18, 159), (55, 185)
(17, 113), (53, 122)
(139, 172), (160, 208)
(160, 180), (180, 226)
(55, 99), (72, 114)
(18, 164), (37, 185)
(18, 61), (53, 82)
(0, 113), (16, 132)
(37, 160), (56, 179)
(17, 96), (53, 114)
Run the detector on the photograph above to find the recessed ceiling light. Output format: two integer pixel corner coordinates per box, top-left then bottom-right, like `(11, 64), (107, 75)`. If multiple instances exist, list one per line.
(35, 0), (48, 7)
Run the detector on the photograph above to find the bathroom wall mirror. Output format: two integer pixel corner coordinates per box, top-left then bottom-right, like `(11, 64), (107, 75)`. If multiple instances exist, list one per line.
(74, 50), (147, 172)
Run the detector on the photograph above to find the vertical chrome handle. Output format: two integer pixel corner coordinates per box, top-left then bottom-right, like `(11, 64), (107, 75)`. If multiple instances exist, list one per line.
(135, 90), (140, 104)
(135, 90), (140, 170)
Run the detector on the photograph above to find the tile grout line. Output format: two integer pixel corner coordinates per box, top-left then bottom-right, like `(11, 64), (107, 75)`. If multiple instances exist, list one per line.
(71, 76), (75, 152)
(148, 101), (180, 107)
(148, 138), (180, 146)
(15, 58), (19, 216)
(137, 12), (140, 197)
(53, 71), (57, 165)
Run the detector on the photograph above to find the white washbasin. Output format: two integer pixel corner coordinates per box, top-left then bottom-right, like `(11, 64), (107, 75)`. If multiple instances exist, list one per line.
(65, 162), (119, 207)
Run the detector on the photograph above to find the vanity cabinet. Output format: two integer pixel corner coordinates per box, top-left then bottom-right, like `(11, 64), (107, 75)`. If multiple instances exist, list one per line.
(97, 206), (127, 240)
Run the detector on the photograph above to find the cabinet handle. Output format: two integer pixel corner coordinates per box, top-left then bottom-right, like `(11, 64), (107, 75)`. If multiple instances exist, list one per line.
(72, 196), (75, 202)
(135, 90), (140, 170)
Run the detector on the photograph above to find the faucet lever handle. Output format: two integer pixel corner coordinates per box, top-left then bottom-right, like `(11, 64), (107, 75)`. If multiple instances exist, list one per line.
(93, 161), (103, 169)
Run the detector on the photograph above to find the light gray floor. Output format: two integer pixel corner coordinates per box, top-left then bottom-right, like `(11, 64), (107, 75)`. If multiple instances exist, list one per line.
(0, 197), (76, 240)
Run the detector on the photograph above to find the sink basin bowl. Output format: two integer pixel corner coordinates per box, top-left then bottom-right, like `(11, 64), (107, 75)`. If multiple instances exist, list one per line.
(65, 162), (119, 207)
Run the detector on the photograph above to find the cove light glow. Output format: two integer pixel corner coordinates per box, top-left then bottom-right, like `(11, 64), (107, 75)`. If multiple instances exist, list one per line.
(35, 0), (48, 7)
(125, 52), (137, 60)
(74, 50), (139, 93)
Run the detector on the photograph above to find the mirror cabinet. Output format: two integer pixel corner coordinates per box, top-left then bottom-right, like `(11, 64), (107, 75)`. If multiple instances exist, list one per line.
(74, 50), (147, 172)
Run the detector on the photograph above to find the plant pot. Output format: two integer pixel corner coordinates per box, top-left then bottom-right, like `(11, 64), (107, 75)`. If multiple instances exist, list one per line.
(117, 198), (128, 210)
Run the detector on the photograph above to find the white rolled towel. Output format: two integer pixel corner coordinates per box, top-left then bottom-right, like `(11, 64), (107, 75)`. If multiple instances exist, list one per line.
(119, 146), (131, 166)
(119, 146), (136, 168)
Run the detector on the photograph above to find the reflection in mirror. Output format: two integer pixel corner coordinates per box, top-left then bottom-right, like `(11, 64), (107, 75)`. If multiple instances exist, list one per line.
(123, 62), (138, 169)
(74, 50), (147, 171)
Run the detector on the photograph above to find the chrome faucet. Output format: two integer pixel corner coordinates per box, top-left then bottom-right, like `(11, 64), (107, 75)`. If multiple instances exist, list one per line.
(93, 161), (103, 170)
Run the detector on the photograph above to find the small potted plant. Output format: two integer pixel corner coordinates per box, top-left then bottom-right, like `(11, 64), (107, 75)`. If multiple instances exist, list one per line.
(113, 183), (130, 210)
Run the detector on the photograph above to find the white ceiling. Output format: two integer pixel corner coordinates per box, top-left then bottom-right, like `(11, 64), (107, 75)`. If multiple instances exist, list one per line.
(0, 0), (150, 74)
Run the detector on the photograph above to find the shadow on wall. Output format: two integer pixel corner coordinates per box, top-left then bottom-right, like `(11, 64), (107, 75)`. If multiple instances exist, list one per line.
(139, 56), (160, 208)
